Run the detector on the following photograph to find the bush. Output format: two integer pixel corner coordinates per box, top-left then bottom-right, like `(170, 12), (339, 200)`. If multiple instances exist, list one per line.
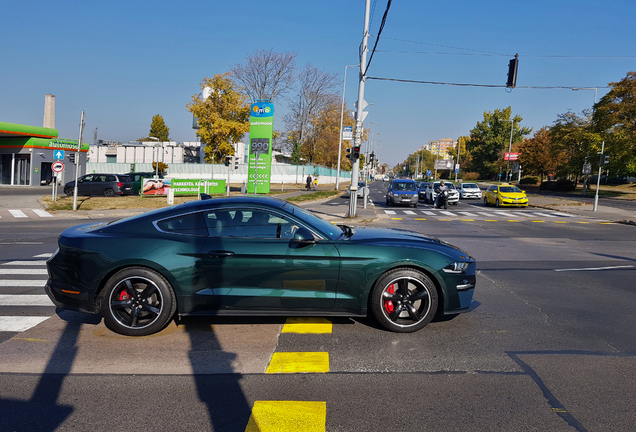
(462, 172), (480, 181)
(539, 181), (558, 191)
(539, 179), (576, 191)
(519, 176), (539, 185)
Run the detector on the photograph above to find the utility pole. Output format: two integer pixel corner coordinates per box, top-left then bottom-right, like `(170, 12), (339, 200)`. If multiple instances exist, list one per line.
(349, 0), (371, 217)
(72, 111), (85, 211)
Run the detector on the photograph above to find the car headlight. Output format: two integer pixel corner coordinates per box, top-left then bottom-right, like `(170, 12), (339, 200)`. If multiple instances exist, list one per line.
(443, 262), (470, 274)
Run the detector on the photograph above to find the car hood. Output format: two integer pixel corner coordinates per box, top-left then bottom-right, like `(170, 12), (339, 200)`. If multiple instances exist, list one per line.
(345, 226), (472, 258)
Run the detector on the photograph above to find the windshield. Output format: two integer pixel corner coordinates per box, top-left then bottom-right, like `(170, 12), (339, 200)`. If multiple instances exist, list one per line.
(462, 183), (478, 188)
(392, 182), (417, 191)
(282, 202), (341, 240)
(500, 186), (522, 193)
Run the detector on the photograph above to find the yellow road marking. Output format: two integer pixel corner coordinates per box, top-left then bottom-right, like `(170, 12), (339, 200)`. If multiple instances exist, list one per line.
(554, 221), (569, 223)
(244, 401), (326, 432)
(507, 220), (520, 222)
(484, 220), (498, 222)
(460, 219), (474, 221)
(532, 220), (545, 223)
(282, 317), (332, 334)
(266, 352), (329, 373)
(12, 337), (50, 342)
(599, 222), (613, 224)
(576, 221), (589, 224)
(390, 217), (403, 220)
(414, 218), (426, 220)
(439, 219), (451, 221)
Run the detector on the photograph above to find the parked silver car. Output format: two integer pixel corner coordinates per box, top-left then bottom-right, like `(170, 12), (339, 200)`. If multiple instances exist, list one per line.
(346, 181), (368, 198)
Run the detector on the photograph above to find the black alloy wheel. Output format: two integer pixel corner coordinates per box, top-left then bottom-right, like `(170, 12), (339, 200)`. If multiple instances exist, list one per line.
(371, 269), (438, 333)
(104, 188), (116, 197)
(100, 267), (176, 336)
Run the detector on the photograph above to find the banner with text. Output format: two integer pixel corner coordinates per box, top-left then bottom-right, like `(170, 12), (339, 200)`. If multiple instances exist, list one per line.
(247, 102), (274, 193)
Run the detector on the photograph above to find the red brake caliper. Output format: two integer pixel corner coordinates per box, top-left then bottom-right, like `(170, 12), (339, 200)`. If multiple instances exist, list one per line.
(384, 284), (395, 313)
(119, 290), (129, 301)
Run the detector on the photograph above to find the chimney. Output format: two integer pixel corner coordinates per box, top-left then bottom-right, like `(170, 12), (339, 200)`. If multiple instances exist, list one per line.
(43, 94), (56, 128)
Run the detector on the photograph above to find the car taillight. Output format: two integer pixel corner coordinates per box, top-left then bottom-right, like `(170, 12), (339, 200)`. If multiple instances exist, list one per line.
(117, 182), (124, 187)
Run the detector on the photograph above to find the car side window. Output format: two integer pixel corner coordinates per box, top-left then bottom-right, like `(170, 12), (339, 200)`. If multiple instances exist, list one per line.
(107, 175), (116, 182)
(157, 212), (207, 236)
(205, 209), (298, 239)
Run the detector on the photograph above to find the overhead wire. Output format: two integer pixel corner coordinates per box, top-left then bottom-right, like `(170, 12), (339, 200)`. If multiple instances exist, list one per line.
(364, 0), (392, 76)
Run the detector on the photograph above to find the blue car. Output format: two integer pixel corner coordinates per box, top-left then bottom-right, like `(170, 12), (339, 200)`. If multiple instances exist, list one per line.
(386, 179), (419, 208)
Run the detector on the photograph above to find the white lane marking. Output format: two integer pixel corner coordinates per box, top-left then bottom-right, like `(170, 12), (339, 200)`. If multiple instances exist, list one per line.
(551, 212), (576, 217)
(491, 211), (517, 217)
(0, 316), (50, 332)
(8, 210), (27, 218)
(529, 212), (556, 218)
(384, 210), (396, 214)
(0, 295), (55, 306)
(554, 265), (635, 272)
(2, 261), (48, 266)
(478, 212), (499, 217)
(0, 269), (48, 275)
(439, 211), (455, 216)
(34, 253), (52, 258)
(32, 209), (53, 218)
(404, 211), (416, 215)
(0, 280), (46, 287)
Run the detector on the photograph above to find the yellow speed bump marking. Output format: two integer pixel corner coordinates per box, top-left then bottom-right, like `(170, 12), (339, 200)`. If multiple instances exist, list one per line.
(282, 317), (332, 334)
(266, 352), (329, 373)
(244, 401), (326, 432)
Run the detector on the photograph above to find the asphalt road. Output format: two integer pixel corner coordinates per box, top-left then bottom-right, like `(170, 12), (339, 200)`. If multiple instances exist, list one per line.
(1, 184), (635, 431)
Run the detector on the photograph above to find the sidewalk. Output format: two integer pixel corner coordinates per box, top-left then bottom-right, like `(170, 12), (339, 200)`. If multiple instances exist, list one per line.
(527, 193), (636, 224)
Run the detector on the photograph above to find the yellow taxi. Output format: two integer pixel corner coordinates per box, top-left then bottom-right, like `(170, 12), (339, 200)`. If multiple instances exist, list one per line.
(483, 183), (528, 207)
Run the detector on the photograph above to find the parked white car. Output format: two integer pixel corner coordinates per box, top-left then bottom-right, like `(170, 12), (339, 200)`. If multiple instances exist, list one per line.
(458, 183), (482, 199)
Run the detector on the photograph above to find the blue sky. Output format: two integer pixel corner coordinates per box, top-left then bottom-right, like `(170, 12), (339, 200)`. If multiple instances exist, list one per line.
(2, 0), (634, 167)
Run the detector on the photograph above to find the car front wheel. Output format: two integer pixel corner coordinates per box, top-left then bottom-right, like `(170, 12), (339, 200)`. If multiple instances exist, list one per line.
(371, 268), (438, 333)
(483, 197), (488, 207)
(100, 267), (176, 336)
(495, 198), (500, 208)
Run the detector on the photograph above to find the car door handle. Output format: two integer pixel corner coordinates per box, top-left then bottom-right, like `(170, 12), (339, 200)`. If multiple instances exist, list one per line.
(208, 250), (235, 258)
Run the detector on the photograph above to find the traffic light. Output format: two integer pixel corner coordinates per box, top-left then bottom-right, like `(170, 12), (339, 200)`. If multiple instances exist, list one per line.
(601, 154), (610, 165)
(68, 153), (75, 164)
(369, 152), (375, 163)
(346, 147), (352, 160)
(224, 156), (231, 166)
(506, 54), (519, 88)
(234, 156), (240, 170)
(352, 145), (361, 160)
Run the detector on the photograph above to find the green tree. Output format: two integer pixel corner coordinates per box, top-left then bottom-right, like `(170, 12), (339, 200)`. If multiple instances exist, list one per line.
(593, 71), (636, 176)
(466, 107), (532, 178)
(186, 73), (251, 163)
(549, 110), (600, 180)
(138, 114), (170, 142)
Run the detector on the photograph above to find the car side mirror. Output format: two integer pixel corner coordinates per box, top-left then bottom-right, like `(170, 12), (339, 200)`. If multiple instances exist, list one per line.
(293, 227), (317, 244)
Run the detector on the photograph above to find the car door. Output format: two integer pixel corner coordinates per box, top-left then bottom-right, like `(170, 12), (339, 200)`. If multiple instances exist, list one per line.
(76, 174), (93, 195)
(200, 208), (340, 310)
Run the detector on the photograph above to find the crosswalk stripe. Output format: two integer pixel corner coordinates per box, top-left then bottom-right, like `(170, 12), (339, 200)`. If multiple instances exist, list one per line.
(458, 212), (478, 217)
(421, 211), (436, 216)
(32, 209), (53, 217)
(0, 280), (46, 287)
(404, 210), (416, 215)
(8, 210), (27, 218)
(529, 212), (556, 218)
(2, 261), (48, 266)
(385, 210), (396, 214)
(491, 211), (517, 217)
(439, 211), (455, 216)
(0, 294), (54, 306)
(244, 401), (326, 432)
(551, 212), (576, 217)
(0, 269), (48, 275)
(34, 253), (53, 258)
(0, 316), (50, 332)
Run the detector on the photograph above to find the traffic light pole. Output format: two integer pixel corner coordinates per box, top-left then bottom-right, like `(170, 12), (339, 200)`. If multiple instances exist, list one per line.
(349, 0), (371, 218)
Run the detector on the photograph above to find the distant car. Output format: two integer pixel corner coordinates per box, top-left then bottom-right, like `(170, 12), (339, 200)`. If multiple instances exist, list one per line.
(346, 181), (368, 198)
(425, 182), (459, 206)
(416, 182), (430, 200)
(458, 183), (482, 199)
(386, 179), (419, 208)
(484, 184), (528, 207)
(45, 196), (477, 336)
(64, 173), (133, 197)
(127, 172), (163, 195)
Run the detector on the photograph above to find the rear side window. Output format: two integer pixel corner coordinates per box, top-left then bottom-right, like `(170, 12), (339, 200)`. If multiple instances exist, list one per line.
(118, 175), (131, 182)
(156, 212), (207, 236)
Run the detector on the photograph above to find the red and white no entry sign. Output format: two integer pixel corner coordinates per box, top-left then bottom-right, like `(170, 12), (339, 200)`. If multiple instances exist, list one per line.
(52, 161), (65, 172)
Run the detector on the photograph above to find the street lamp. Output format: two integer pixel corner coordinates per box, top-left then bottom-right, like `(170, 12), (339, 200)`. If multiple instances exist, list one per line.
(572, 87), (598, 105)
(336, 64), (360, 190)
(501, 119), (515, 182)
(148, 137), (161, 179)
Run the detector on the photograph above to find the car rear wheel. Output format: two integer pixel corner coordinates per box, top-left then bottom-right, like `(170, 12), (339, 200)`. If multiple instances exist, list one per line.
(104, 188), (115, 197)
(371, 268), (438, 333)
(100, 267), (176, 336)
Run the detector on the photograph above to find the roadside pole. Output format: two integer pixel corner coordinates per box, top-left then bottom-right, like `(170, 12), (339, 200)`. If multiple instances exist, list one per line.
(72, 111), (85, 211)
(349, 0), (371, 218)
(593, 141), (604, 212)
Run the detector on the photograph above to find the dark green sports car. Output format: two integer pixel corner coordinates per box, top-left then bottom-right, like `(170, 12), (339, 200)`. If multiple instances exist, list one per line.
(45, 197), (476, 336)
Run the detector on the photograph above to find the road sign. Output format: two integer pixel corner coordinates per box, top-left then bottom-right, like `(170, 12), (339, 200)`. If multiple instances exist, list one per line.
(52, 161), (65, 172)
(455, 168), (459, 174)
(426, 170), (431, 176)
(342, 126), (353, 141)
(54, 150), (65, 160)
(583, 163), (592, 175)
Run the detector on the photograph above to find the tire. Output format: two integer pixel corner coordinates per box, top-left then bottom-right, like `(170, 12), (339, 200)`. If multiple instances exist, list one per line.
(413, 203), (418, 208)
(444, 201), (447, 209)
(100, 267), (176, 336)
(386, 197), (390, 206)
(371, 268), (438, 333)
(104, 188), (116, 197)
(65, 188), (73, 197)
(452, 202), (457, 205)
(483, 197), (488, 207)
(495, 199), (500, 208)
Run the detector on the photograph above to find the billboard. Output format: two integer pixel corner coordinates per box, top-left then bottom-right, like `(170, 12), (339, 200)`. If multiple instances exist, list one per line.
(247, 102), (274, 193)
(434, 159), (454, 170)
